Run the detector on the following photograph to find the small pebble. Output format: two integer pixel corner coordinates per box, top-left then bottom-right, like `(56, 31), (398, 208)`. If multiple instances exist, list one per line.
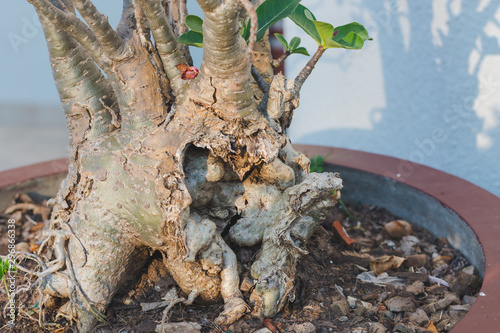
(407, 280), (425, 295)
(291, 322), (316, 333)
(15, 242), (30, 253)
(155, 322), (201, 333)
(384, 310), (394, 320)
(406, 254), (427, 268)
(385, 296), (416, 312)
(407, 308), (430, 326)
(384, 220), (413, 239)
(253, 329), (272, 333)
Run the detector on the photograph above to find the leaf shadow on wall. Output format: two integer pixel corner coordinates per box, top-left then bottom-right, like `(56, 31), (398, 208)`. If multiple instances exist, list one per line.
(298, 0), (500, 196)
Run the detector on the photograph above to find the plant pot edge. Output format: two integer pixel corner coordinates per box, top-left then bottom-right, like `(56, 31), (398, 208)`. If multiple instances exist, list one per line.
(294, 144), (500, 333)
(1, 146), (499, 332)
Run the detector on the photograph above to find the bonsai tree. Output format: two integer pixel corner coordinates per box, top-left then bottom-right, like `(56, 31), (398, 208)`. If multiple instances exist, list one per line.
(21, 0), (369, 331)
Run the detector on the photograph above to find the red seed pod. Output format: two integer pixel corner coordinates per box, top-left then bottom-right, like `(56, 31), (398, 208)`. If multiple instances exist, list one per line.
(176, 63), (199, 80)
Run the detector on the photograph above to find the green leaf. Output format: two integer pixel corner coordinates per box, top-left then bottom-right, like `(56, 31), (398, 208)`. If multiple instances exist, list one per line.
(330, 31), (366, 49)
(178, 30), (203, 48)
(329, 22), (371, 50)
(309, 155), (325, 173)
(9, 262), (17, 273)
(242, 20), (250, 41)
(289, 36), (300, 50)
(0, 258), (4, 280)
(289, 4), (321, 44)
(290, 46), (309, 56)
(303, 12), (370, 50)
(185, 15), (203, 33)
(333, 22), (371, 42)
(305, 10), (335, 47)
(274, 33), (289, 50)
(255, 0), (302, 42)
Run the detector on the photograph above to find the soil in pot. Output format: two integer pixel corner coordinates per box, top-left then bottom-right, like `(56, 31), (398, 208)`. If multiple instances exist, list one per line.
(0, 192), (482, 333)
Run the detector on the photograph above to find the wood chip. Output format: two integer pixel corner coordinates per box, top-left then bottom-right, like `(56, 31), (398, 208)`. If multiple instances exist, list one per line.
(393, 271), (429, 283)
(422, 292), (459, 313)
(384, 296), (417, 312)
(262, 318), (278, 333)
(405, 254), (427, 268)
(332, 220), (355, 246)
(240, 277), (254, 292)
(341, 251), (373, 268)
(393, 322), (432, 333)
(370, 255), (406, 275)
(406, 280), (425, 295)
(155, 322), (201, 333)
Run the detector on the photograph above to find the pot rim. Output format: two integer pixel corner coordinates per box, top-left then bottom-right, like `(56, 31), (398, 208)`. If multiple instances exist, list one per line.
(294, 144), (500, 333)
(0, 158), (68, 189)
(1, 146), (499, 332)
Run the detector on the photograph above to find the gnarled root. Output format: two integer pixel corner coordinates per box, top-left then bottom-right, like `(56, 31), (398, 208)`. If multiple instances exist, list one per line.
(232, 172), (343, 318)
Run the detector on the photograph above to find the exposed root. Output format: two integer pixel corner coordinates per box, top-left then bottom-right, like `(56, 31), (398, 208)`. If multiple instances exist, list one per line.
(15, 227), (106, 327)
(65, 248), (107, 323)
(215, 234), (249, 325)
(159, 289), (200, 333)
(215, 296), (249, 326)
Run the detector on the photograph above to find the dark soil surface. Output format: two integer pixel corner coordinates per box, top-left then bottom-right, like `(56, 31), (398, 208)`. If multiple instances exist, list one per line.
(0, 193), (482, 333)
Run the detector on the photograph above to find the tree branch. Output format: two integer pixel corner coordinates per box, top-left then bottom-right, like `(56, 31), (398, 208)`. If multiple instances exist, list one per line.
(168, 0), (192, 65)
(71, 0), (128, 57)
(293, 45), (325, 95)
(195, 0), (255, 119)
(28, 0), (112, 70)
(178, 0), (189, 35)
(53, 0), (72, 12)
(251, 66), (269, 93)
(116, 0), (136, 39)
(168, 0), (188, 36)
(135, 0), (187, 93)
(38, 15), (120, 140)
(272, 51), (290, 68)
(196, 0), (223, 12)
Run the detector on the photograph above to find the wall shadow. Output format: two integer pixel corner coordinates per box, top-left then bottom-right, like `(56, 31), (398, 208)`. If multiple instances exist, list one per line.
(299, 0), (500, 196)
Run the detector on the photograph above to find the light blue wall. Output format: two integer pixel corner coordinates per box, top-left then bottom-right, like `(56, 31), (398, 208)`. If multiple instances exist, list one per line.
(0, 2), (122, 103)
(0, 1), (203, 103)
(285, 0), (500, 197)
(1, 1), (500, 198)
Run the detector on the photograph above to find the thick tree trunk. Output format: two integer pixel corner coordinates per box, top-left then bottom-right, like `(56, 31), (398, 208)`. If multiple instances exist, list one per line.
(25, 0), (342, 331)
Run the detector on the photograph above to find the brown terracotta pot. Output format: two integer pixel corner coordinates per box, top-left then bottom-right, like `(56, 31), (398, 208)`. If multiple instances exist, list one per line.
(1, 146), (499, 332)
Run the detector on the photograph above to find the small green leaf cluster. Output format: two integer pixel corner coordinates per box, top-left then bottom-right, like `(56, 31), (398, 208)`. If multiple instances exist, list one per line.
(309, 154), (325, 173)
(293, 5), (371, 50)
(177, 0), (371, 52)
(275, 34), (309, 56)
(0, 257), (17, 280)
(1, 257), (18, 302)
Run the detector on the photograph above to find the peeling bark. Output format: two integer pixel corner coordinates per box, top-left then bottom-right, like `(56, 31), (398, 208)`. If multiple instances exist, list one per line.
(25, 0), (343, 331)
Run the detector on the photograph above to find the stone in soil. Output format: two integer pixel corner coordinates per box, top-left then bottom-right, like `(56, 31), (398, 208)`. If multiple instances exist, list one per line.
(154, 322), (201, 333)
(384, 220), (413, 239)
(407, 308), (430, 326)
(406, 280), (425, 295)
(385, 296), (417, 312)
(405, 254), (427, 268)
(291, 322), (316, 333)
